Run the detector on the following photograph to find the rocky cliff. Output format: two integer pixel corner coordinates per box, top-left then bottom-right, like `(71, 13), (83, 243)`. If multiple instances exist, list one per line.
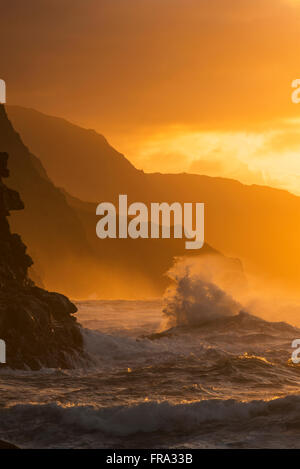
(8, 106), (300, 296)
(0, 104), (96, 298)
(0, 151), (83, 369)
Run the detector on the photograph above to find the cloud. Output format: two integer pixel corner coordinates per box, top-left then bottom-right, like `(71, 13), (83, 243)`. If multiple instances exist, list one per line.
(1, 0), (300, 135)
(136, 151), (190, 173)
(2, 0), (300, 196)
(189, 152), (266, 186)
(260, 129), (300, 153)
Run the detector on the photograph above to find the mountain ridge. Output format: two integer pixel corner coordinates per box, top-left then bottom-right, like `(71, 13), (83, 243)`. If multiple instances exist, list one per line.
(0, 150), (84, 369)
(6, 105), (300, 296)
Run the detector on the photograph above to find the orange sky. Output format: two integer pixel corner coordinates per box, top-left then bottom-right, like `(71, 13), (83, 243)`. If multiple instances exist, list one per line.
(1, 0), (300, 194)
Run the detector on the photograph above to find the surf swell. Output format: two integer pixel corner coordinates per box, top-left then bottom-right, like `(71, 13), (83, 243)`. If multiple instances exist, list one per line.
(1, 394), (300, 448)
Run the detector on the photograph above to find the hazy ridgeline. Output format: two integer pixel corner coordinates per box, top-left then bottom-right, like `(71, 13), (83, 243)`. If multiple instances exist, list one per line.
(4, 105), (300, 307)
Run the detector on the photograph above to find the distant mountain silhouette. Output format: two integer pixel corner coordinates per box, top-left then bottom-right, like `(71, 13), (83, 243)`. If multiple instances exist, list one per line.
(2, 106), (219, 297)
(0, 105), (97, 296)
(63, 190), (222, 297)
(7, 106), (144, 201)
(7, 106), (300, 296)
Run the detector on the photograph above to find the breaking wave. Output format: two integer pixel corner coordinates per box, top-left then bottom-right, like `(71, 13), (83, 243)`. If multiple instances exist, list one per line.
(2, 395), (300, 448)
(162, 256), (243, 328)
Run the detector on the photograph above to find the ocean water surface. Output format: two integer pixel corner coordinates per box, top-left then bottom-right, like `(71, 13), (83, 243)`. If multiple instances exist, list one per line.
(0, 298), (300, 448)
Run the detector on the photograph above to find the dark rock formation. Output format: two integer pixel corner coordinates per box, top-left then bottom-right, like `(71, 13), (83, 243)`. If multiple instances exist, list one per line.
(0, 151), (83, 369)
(0, 440), (19, 449)
(0, 104), (95, 298)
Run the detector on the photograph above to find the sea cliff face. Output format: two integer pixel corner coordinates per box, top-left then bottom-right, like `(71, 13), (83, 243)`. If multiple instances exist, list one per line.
(0, 151), (83, 369)
(0, 104), (95, 298)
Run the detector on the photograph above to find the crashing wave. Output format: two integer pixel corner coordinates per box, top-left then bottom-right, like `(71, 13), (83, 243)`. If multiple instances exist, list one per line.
(2, 394), (300, 446)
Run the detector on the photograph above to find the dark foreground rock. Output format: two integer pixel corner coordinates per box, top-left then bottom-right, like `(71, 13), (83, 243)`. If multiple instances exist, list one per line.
(0, 440), (19, 449)
(0, 151), (83, 369)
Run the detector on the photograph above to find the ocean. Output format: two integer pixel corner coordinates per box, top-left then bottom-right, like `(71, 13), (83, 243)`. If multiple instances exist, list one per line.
(0, 298), (300, 449)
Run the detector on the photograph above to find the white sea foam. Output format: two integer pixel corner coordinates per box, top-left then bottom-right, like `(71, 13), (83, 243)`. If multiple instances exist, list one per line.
(162, 256), (242, 328)
(2, 394), (300, 445)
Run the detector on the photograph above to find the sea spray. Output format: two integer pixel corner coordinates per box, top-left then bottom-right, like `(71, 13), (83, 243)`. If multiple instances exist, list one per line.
(162, 256), (242, 328)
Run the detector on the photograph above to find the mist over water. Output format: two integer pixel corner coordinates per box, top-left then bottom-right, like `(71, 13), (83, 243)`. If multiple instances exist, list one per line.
(162, 256), (241, 328)
(163, 254), (300, 329)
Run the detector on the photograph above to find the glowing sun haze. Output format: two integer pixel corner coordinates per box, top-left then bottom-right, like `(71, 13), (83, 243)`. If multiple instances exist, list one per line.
(1, 0), (300, 194)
